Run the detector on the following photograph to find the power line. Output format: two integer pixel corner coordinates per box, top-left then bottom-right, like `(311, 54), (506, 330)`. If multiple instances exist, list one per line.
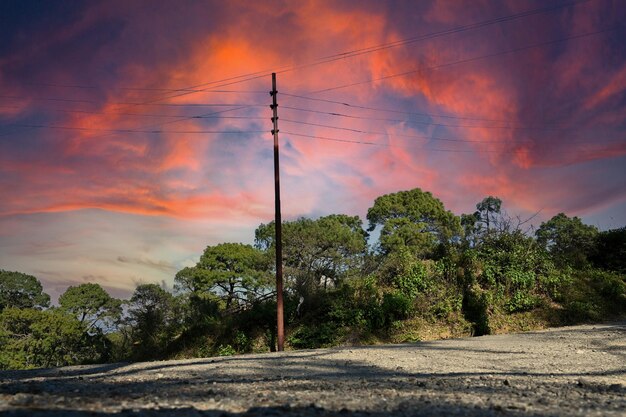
(16, 0), (591, 101)
(279, 118), (623, 145)
(281, 107), (578, 131)
(24, 84), (268, 94)
(0, 104), (266, 143)
(282, 130), (516, 154)
(5, 1), (599, 143)
(3, 123), (266, 135)
(1, 94), (268, 141)
(279, 118), (534, 143)
(281, 130), (620, 156)
(310, 26), (617, 95)
(301, 0), (592, 63)
(0, 95), (264, 108)
(167, 0), (592, 100)
(281, 96), (515, 123)
(0, 106), (267, 120)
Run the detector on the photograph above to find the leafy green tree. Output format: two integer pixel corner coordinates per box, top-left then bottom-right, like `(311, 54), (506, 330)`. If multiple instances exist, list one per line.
(59, 283), (122, 333)
(0, 270), (50, 311)
(366, 188), (461, 257)
(460, 212), (480, 247)
(591, 227), (626, 272)
(176, 243), (271, 310)
(475, 196), (502, 232)
(173, 267), (221, 327)
(536, 213), (598, 268)
(461, 196), (505, 247)
(0, 308), (97, 369)
(125, 283), (182, 360)
(255, 215), (367, 293)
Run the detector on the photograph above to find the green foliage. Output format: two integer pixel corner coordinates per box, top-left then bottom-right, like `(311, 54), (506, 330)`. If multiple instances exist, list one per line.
(0, 270), (50, 311)
(233, 330), (251, 353)
(288, 322), (339, 349)
(124, 284), (183, 361)
(430, 294), (463, 319)
(4, 188), (626, 368)
(592, 227), (626, 272)
(553, 269), (626, 323)
(565, 300), (603, 322)
(366, 188), (461, 257)
(475, 196), (502, 232)
(59, 283), (122, 332)
(378, 249), (429, 298)
(255, 215), (367, 295)
(462, 285), (492, 336)
(176, 243), (271, 310)
(217, 344), (236, 356)
(506, 291), (539, 313)
(0, 308), (100, 369)
(381, 291), (413, 323)
(537, 265), (573, 301)
(536, 213), (598, 268)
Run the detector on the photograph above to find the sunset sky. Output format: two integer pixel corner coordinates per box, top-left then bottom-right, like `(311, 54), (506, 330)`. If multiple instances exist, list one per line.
(1, 0), (625, 301)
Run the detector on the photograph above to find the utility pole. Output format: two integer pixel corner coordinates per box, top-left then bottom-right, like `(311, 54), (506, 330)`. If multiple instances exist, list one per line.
(270, 73), (284, 352)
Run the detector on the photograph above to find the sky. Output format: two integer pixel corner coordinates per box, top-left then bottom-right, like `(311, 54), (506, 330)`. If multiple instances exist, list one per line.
(1, 0), (625, 302)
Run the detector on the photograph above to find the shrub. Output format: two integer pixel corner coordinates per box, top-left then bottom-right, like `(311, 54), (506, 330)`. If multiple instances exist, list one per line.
(217, 344), (236, 356)
(288, 322), (339, 349)
(506, 291), (539, 313)
(381, 291), (413, 323)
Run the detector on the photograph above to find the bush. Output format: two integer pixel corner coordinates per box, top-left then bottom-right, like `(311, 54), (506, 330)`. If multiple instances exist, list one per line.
(538, 267), (573, 301)
(381, 291), (413, 323)
(564, 301), (602, 323)
(288, 322), (339, 349)
(217, 344), (236, 356)
(463, 285), (492, 336)
(0, 308), (100, 370)
(506, 291), (539, 313)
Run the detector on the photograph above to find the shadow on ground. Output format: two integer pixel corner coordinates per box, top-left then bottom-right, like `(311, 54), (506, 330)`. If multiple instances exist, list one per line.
(0, 322), (624, 416)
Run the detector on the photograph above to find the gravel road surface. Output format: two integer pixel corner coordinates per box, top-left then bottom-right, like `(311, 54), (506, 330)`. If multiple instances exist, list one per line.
(0, 322), (624, 416)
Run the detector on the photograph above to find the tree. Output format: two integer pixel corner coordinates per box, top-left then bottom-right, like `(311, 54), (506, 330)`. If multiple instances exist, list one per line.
(0, 308), (97, 369)
(590, 227), (626, 272)
(475, 196), (502, 232)
(460, 196), (505, 247)
(0, 270), (50, 311)
(176, 243), (270, 310)
(536, 213), (598, 268)
(125, 283), (182, 360)
(366, 188), (461, 257)
(255, 215), (368, 293)
(58, 283), (122, 333)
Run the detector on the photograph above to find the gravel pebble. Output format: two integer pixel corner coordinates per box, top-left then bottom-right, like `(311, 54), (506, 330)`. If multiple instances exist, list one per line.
(0, 321), (624, 416)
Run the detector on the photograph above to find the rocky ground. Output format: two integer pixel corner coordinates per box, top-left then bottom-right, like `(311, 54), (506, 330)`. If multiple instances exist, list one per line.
(0, 322), (624, 416)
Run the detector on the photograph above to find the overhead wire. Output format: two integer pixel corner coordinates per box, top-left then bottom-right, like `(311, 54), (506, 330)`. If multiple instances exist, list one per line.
(309, 26), (618, 95)
(280, 130), (623, 157)
(0, 95), (264, 107)
(3, 0), (617, 158)
(293, 0), (592, 63)
(6, 24), (612, 139)
(4, 123), (266, 135)
(278, 118), (528, 143)
(17, 0), (591, 101)
(280, 108), (580, 132)
(281, 130), (522, 154)
(1, 105), (267, 119)
(281, 95), (533, 125)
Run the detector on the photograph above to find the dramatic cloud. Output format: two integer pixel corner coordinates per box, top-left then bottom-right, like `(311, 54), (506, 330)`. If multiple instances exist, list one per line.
(1, 0), (624, 299)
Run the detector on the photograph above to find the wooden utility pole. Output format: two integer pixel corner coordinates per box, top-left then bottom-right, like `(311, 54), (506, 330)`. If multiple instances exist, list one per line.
(270, 73), (284, 351)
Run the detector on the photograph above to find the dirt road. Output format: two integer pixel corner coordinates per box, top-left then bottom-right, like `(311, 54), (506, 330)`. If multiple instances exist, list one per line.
(0, 322), (624, 416)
